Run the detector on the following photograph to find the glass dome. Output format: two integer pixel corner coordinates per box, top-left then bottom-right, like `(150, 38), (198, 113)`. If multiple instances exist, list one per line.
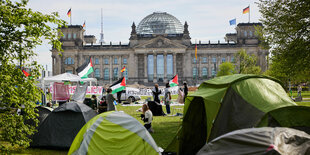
(137, 12), (184, 35)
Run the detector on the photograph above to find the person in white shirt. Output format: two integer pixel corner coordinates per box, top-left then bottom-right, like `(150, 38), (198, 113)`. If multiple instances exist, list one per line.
(141, 104), (154, 133)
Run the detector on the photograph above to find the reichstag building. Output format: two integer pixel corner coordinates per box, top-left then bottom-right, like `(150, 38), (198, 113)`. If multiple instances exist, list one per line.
(51, 12), (268, 86)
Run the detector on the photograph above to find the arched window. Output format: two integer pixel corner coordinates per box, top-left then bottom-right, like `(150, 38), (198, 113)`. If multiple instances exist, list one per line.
(104, 68), (109, 80)
(114, 58), (118, 64)
(244, 31), (247, 37)
(230, 56), (235, 63)
(113, 68), (118, 80)
(212, 67), (216, 76)
(202, 67), (208, 79)
(123, 58), (127, 64)
(95, 58), (99, 65)
(202, 57), (207, 63)
(222, 57), (226, 63)
(95, 68), (100, 78)
(212, 57), (216, 63)
(249, 31), (253, 37)
(193, 57), (197, 64)
(192, 67), (197, 79)
(123, 69), (128, 80)
(104, 58), (109, 65)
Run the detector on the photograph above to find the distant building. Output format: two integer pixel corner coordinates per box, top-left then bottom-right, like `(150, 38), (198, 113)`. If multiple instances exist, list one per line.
(51, 12), (268, 86)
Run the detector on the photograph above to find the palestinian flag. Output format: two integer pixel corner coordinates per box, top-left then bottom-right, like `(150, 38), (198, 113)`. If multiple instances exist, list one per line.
(22, 69), (30, 77)
(169, 74), (178, 87)
(76, 58), (94, 79)
(110, 77), (126, 94)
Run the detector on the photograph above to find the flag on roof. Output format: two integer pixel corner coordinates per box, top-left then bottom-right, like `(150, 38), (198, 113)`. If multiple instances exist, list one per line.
(169, 74), (178, 87)
(195, 44), (197, 60)
(67, 8), (71, 17)
(243, 6), (249, 14)
(22, 69), (30, 77)
(229, 18), (236, 25)
(76, 58), (94, 79)
(120, 66), (126, 72)
(110, 77), (126, 94)
(82, 21), (85, 28)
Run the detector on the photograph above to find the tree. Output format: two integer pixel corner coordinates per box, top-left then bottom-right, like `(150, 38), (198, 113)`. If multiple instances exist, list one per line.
(217, 62), (236, 77)
(234, 49), (262, 74)
(0, 0), (65, 150)
(257, 0), (310, 80)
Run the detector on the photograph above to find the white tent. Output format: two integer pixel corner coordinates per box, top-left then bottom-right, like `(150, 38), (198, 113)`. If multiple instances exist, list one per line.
(43, 73), (97, 84)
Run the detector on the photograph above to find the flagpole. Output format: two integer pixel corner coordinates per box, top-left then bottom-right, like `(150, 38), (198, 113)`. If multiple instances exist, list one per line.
(195, 39), (198, 86)
(248, 5), (250, 23)
(70, 7), (72, 25)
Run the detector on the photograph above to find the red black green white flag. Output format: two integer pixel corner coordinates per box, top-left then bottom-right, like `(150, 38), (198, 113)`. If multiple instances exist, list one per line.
(169, 74), (178, 87)
(22, 69), (30, 77)
(110, 77), (126, 94)
(76, 58), (94, 79)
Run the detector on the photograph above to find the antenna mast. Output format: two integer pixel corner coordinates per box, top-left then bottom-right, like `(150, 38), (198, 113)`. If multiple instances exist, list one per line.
(99, 8), (105, 44)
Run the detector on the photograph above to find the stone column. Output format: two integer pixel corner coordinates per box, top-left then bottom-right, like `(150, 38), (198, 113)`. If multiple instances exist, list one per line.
(173, 53), (176, 75)
(154, 54), (157, 83)
(164, 52), (167, 82)
(144, 54), (147, 82)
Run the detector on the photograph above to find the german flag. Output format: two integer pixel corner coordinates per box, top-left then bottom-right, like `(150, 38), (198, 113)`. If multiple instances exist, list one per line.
(120, 66), (126, 72)
(243, 6), (249, 14)
(82, 21), (85, 28)
(67, 8), (71, 17)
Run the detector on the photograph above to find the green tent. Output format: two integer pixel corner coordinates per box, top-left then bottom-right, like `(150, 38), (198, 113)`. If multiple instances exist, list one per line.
(166, 74), (310, 154)
(68, 111), (161, 155)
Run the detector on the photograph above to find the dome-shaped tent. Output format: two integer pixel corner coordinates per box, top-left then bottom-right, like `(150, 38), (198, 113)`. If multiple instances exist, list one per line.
(68, 111), (161, 155)
(197, 127), (310, 155)
(166, 74), (310, 154)
(31, 102), (97, 149)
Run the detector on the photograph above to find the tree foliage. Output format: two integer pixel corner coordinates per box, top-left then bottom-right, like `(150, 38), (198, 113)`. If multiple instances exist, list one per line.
(234, 49), (262, 74)
(0, 0), (65, 150)
(257, 0), (310, 80)
(217, 62), (236, 77)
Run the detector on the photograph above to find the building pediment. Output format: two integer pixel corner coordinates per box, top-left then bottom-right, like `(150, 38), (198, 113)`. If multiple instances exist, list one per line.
(134, 36), (187, 49)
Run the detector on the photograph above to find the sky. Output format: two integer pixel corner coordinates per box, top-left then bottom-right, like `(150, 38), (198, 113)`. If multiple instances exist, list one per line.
(27, 0), (262, 72)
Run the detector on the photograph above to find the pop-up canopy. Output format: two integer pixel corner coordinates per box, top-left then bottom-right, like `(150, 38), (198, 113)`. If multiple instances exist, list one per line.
(42, 73), (97, 84)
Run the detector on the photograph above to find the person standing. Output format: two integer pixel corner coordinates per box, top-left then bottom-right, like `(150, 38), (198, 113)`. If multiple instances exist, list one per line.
(117, 91), (122, 104)
(152, 84), (162, 104)
(164, 83), (171, 114)
(141, 104), (154, 133)
(297, 84), (302, 97)
(106, 88), (116, 111)
(183, 82), (188, 102)
(177, 87), (184, 104)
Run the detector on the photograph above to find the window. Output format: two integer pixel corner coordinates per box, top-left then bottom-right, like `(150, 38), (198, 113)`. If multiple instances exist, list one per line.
(212, 67), (216, 76)
(230, 56), (235, 63)
(202, 57), (207, 63)
(249, 31), (253, 37)
(65, 57), (74, 65)
(193, 58), (197, 64)
(104, 68), (109, 80)
(68, 33), (71, 39)
(123, 58), (127, 64)
(212, 57), (216, 63)
(73, 33), (76, 39)
(147, 55), (154, 82)
(202, 67), (208, 79)
(66, 70), (73, 74)
(113, 68), (118, 80)
(114, 58), (118, 64)
(222, 57), (226, 63)
(123, 69), (128, 80)
(244, 31), (247, 37)
(95, 58), (99, 65)
(192, 67), (197, 79)
(157, 55), (164, 82)
(167, 54), (173, 79)
(62, 33), (66, 39)
(104, 58), (109, 65)
(95, 68), (100, 78)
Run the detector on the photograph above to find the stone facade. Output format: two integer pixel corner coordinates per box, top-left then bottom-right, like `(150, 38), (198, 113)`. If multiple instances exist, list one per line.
(52, 17), (268, 86)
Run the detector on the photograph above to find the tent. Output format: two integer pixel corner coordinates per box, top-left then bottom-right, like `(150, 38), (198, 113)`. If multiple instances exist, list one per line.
(31, 101), (97, 149)
(197, 127), (310, 155)
(68, 111), (161, 155)
(166, 74), (310, 154)
(42, 73), (97, 84)
(36, 106), (53, 126)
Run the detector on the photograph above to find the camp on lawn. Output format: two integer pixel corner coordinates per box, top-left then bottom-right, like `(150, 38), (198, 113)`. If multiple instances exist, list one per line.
(68, 111), (161, 155)
(31, 101), (97, 149)
(197, 127), (310, 155)
(166, 74), (310, 154)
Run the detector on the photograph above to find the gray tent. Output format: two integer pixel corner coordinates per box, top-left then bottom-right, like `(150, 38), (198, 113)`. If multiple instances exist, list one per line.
(197, 127), (310, 155)
(36, 106), (53, 126)
(31, 102), (97, 149)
